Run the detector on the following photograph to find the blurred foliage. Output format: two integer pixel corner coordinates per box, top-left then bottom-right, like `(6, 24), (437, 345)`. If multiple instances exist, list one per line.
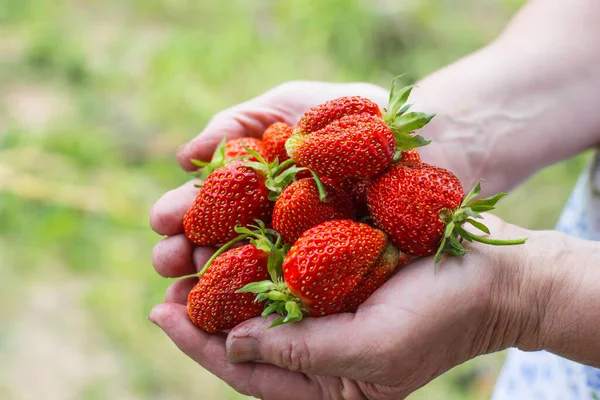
(0, 0), (587, 399)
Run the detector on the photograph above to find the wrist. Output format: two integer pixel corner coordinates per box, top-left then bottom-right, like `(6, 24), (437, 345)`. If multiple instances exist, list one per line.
(528, 233), (600, 365)
(467, 220), (541, 354)
(507, 230), (598, 358)
(465, 221), (572, 354)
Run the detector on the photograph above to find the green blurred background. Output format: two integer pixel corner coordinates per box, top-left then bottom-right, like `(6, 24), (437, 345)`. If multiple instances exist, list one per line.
(0, 0), (589, 399)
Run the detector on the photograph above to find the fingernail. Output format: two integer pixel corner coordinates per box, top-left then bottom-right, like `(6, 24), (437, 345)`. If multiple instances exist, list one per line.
(227, 337), (261, 363)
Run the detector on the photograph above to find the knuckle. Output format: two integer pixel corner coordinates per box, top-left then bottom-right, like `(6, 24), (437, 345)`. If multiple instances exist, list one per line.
(281, 339), (312, 372)
(207, 110), (231, 127)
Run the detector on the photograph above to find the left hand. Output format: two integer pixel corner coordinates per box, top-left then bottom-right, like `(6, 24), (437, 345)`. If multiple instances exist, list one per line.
(150, 216), (554, 400)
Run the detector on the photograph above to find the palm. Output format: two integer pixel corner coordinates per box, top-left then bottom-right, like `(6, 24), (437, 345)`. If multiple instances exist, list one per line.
(151, 233), (512, 400)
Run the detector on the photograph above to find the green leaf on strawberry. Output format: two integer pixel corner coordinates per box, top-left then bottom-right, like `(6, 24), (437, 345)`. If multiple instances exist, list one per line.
(434, 179), (527, 265)
(384, 76), (435, 151)
(242, 147), (306, 201)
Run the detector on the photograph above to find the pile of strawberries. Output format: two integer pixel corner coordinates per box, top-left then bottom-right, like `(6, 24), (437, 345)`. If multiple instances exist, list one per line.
(182, 78), (525, 333)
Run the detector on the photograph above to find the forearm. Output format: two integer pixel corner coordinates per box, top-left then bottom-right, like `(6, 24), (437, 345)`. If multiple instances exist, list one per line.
(411, 0), (600, 194)
(515, 231), (600, 366)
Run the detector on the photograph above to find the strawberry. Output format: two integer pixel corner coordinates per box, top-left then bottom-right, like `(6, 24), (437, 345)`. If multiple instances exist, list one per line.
(367, 162), (526, 263)
(396, 149), (421, 163)
(287, 106), (394, 180)
(262, 122), (293, 163)
(285, 77), (434, 181)
(188, 223), (287, 333)
(343, 244), (410, 312)
(184, 151), (303, 246)
(272, 175), (355, 244)
(188, 244), (270, 333)
(224, 137), (267, 161)
(240, 220), (392, 326)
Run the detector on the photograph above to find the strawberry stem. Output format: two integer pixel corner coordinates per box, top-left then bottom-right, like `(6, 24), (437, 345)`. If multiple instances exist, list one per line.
(198, 234), (251, 276)
(467, 235), (526, 246)
(310, 170), (328, 202)
(242, 148), (306, 201)
(434, 179), (527, 265)
(274, 159), (296, 175)
(191, 137), (228, 180)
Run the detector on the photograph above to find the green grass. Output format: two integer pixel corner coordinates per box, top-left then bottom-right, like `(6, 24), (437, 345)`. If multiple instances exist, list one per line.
(0, 0), (585, 399)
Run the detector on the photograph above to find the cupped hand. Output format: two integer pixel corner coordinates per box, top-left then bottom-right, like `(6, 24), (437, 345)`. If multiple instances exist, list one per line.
(150, 215), (552, 399)
(148, 81), (519, 400)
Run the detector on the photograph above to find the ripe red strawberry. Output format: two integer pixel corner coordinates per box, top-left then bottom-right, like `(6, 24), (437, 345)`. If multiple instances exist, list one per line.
(285, 78), (434, 181)
(262, 122), (293, 163)
(287, 106), (394, 180)
(184, 153), (302, 246)
(272, 176), (355, 244)
(343, 244), (410, 312)
(224, 137), (267, 161)
(187, 244), (270, 333)
(188, 223), (287, 333)
(240, 220), (392, 325)
(367, 162), (526, 263)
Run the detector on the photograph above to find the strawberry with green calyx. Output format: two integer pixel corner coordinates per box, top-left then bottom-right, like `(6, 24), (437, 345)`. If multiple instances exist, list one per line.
(188, 244), (270, 333)
(190, 137), (268, 180)
(366, 162), (527, 263)
(187, 222), (289, 333)
(183, 149), (305, 246)
(285, 76), (435, 181)
(197, 221), (288, 280)
(239, 219), (390, 327)
(272, 171), (356, 244)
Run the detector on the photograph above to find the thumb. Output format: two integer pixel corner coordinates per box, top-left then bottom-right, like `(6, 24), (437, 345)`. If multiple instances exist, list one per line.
(226, 314), (374, 379)
(176, 98), (290, 171)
